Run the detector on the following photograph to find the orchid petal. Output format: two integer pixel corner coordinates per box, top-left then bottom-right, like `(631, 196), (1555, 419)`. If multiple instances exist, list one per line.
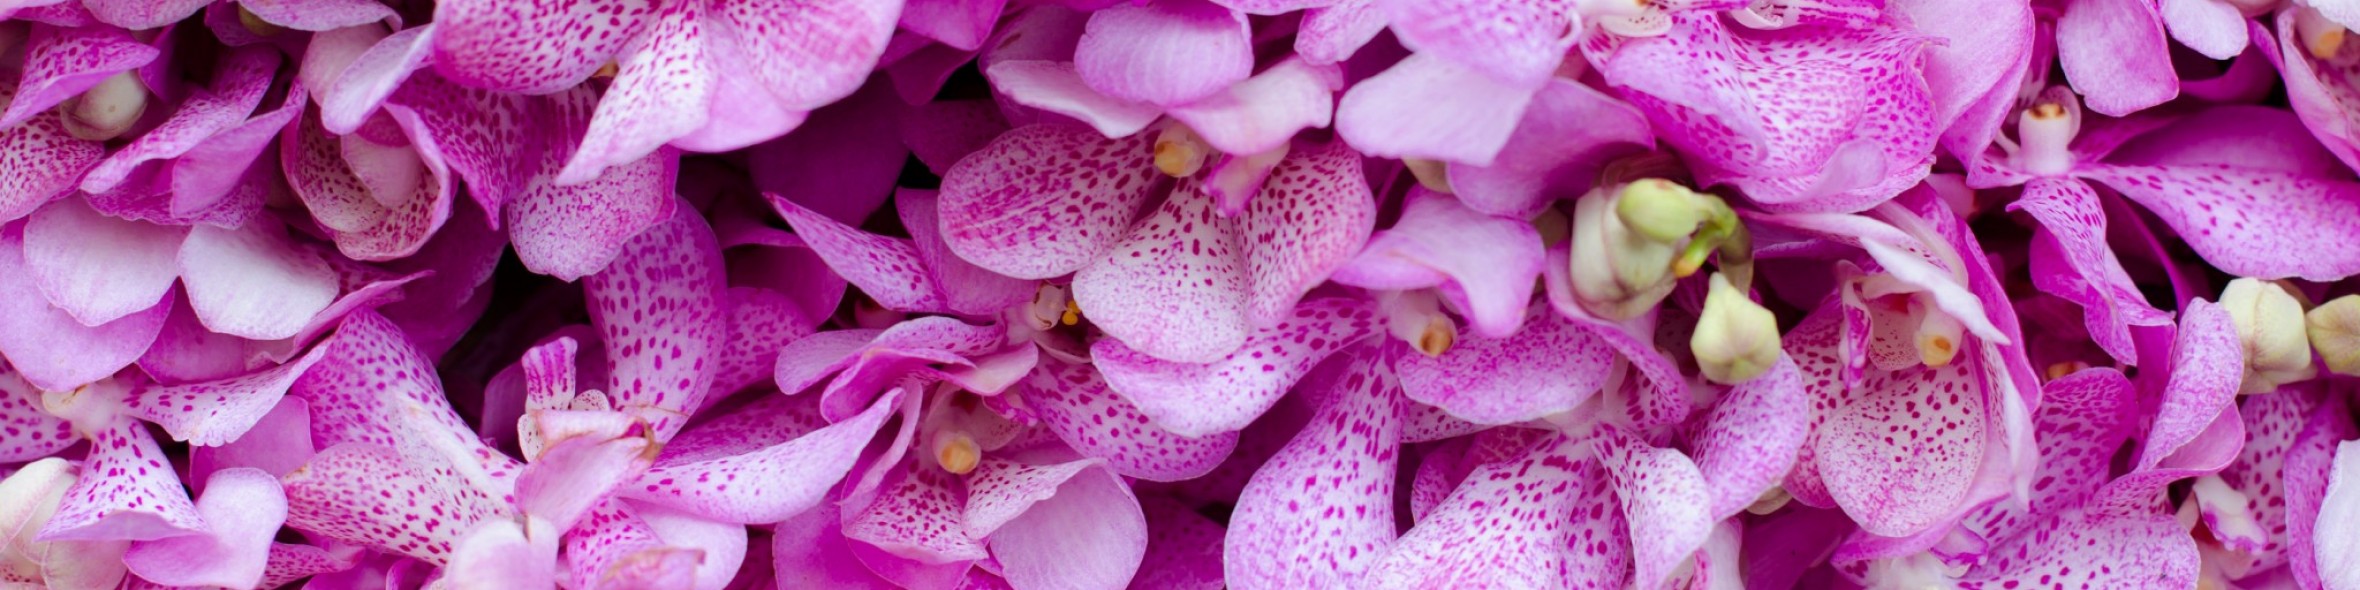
(20, 199), (184, 327)
(2057, 0), (2178, 116)
(0, 227), (169, 392)
(584, 204), (725, 438)
(1331, 189), (1543, 338)
(620, 390), (897, 524)
(1595, 425), (1713, 590)
(985, 60), (1164, 139)
(428, 0), (651, 94)
(2079, 164), (2360, 281)
(0, 365), (74, 462)
(1020, 357), (1239, 482)
(120, 468), (286, 589)
(1225, 352), (1400, 588)
(1817, 344), (1993, 537)
(281, 442), (509, 564)
(2012, 177), (2169, 365)
(38, 418), (204, 542)
(843, 464), (989, 564)
(1093, 298), (1379, 437)
(1073, 179), (1252, 363)
(1447, 79), (1653, 219)
(1, 24), (158, 129)
(178, 222), (340, 341)
(1075, 0), (1252, 107)
(1165, 59), (1344, 156)
(1684, 355), (1809, 520)
(966, 458), (1148, 589)
(122, 343), (331, 447)
(1334, 53), (1533, 166)
(1395, 307), (1614, 425)
(1365, 433), (1629, 589)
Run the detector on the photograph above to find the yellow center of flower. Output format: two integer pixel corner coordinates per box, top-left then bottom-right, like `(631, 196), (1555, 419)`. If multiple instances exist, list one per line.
(934, 432), (981, 475)
(1154, 126), (1207, 177)
(1415, 317), (1458, 357)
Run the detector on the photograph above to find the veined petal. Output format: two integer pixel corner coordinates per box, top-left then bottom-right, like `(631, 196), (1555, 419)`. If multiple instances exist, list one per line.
(1072, 179), (1252, 363)
(938, 124), (1160, 280)
(1962, 367), (2136, 544)
(1225, 352), (1401, 589)
(0, 227), (170, 392)
(2011, 177), (2169, 365)
(119, 468), (285, 589)
(619, 390), (896, 524)
(1093, 298), (1379, 437)
(584, 204), (725, 439)
(1395, 306), (1614, 425)
(900, 0), (1006, 50)
(2057, 0), (2177, 116)
(1020, 357), (1239, 482)
(707, 287), (819, 402)
(1334, 53), (1534, 166)
(78, 0), (210, 29)
(1295, 0), (1387, 65)
(1383, 0), (1576, 88)
(429, 0), (652, 94)
(2078, 163), (2360, 281)
(20, 198), (185, 326)
(0, 24), (159, 128)
(970, 458), (1148, 590)
(1330, 189), (1543, 338)
(1075, 0), (1252, 107)
(38, 418), (204, 541)
(659, 394), (827, 467)
(0, 95), (103, 224)
(290, 312), (516, 483)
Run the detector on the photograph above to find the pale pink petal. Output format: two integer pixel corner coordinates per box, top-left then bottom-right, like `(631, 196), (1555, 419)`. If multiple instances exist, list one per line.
(120, 468), (286, 589)
(516, 431), (652, 530)
(238, 0), (397, 31)
(1330, 189), (1543, 338)
(1683, 355), (1809, 520)
(1092, 298), (1379, 437)
(188, 396), (316, 484)
(898, 189), (1034, 317)
(971, 459), (1148, 590)
(2136, 301), (2242, 471)
(557, 2), (712, 185)
(121, 343), (332, 447)
(1447, 79), (1653, 219)
(442, 518), (559, 590)
(2057, 0), (2178, 116)
(620, 390), (897, 524)
(511, 98), (681, 280)
(1595, 425), (1713, 590)
(562, 501), (701, 589)
(2078, 163), (2360, 281)
(633, 502), (748, 590)
(0, 95), (103, 224)
(178, 222), (339, 341)
(1334, 53), (1533, 166)
(900, 0), (1006, 50)
(280, 442), (508, 564)
(0, 227), (170, 392)
(1887, 0), (2031, 158)
(703, 0), (900, 113)
(318, 25), (437, 135)
(2160, 0), (2248, 59)
(1383, 0), (1574, 88)
(1960, 510), (2199, 588)
(78, 0), (210, 29)
(1240, 142), (1377, 327)
(1165, 59), (1343, 156)
(938, 125), (1160, 280)
(1225, 353), (1400, 588)
(1294, 0), (1387, 65)
(1365, 433), (1629, 589)
(1075, 0), (1252, 107)
(79, 45), (280, 195)
(20, 199), (184, 326)
(986, 60), (1164, 139)
(1816, 348), (1995, 537)
(1395, 307), (1614, 425)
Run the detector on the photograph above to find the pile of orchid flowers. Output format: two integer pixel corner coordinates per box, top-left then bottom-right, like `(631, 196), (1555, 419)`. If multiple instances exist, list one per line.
(7, 0), (2360, 588)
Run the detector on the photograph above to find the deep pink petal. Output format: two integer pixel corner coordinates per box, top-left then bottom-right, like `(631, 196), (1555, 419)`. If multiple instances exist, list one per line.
(1241, 142), (1377, 327)
(2077, 164), (2360, 281)
(1164, 59), (1344, 155)
(428, 0), (651, 94)
(1133, 495), (1226, 590)
(742, 81), (907, 224)
(2011, 177), (2170, 365)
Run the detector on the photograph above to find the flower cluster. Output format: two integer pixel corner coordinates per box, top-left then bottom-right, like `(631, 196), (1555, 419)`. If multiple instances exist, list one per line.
(4, 0), (2360, 588)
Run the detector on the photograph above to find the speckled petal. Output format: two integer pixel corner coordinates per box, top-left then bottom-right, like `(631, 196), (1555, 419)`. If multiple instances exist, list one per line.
(1020, 357), (1238, 482)
(1294, 0), (1386, 65)
(39, 417), (205, 541)
(512, 95), (681, 280)
(843, 463), (990, 563)
(319, 25), (437, 136)
(2012, 177), (2169, 365)
(584, 204), (725, 438)
(970, 457), (1148, 590)
(620, 390), (896, 524)
(557, 1), (711, 185)
(1397, 307), (1613, 425)
(768, 192), (949, 313)
(1595, 425), (1713, 590)
(1240, 142), (1376, 327)
(1073, 179), (1252, 363)
(1365, 433), (1630, 589)
(2136, 300), (2242, 471)
(706, 0), (901, 114)
(119, 468), (286, 589)
(122, 344), (331, 447)
(1815, 344), (1992, 537)
(20, 199), (185, 327)
(0, 227), (170, 392)
(280, 442), (508, 564)
(0, 24), (160, 128)
(1598, 14), (1934, 213)
(563, 501), (701, 589)
(80, 46), (280, 197)
(1225, 352), (1400, 589)
(0, 98), (102, 224)
(1963, 367), (2136, 545)
(2077, 164), (2360, 281)
(281, 110), (451, 261)
(1683, 355), (1808, 521)
(938, 124), (1160, 280)
(428, 0), (652, 94)
(1958, 509), (2198, 589)
(1330, 189), (1543, 338)
(0, 364), (75, 462)
(1093, 298), (1379, 437)
(707, 287), (818, 402)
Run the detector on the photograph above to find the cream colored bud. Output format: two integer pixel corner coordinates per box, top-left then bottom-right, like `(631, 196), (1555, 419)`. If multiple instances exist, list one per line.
(1692, 273), (1781, 384)
(61, 71), (147, 141)
(1614, 179), (1713, 242)
(2309, 294), (2360, 376)
(1567, 186), (1678, 320)
(2221, 278), (2316, 393)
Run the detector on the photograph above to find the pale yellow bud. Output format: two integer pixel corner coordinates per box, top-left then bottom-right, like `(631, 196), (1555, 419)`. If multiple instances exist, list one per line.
(1692, 273), (1781, 384)
(2220, 278), (2316, 393)
(2309, 294), (2360, 376)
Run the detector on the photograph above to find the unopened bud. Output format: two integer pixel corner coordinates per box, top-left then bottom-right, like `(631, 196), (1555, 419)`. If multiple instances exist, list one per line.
(2220, 278), (2316, 393)
(2309, 294), (2360, 376)
(1154, 125), (1208, 177)
(1567, 185), (1679, 320)
(1692, 273), (1781, 384)
(61, 71), (146, 141)
(1615, 179), (1714, 242)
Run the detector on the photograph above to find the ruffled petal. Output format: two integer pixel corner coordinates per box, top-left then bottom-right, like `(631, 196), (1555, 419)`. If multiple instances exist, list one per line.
(1394, 307), (1614, 425)
(1092, 298), (1379, 437)
(2135, 301), (2241, 471)
(939, 125), (1160, 280)
(1020, 356), (1239, 482)
(121, 343), (332, 446)
(1595, 425), (1713, 590)
(119, 468), (286, 589)
(1683, 355), (1809, 521)
(1446, 79), (1653, 219)
(1073, 179), (1252, 363)
(1959, 510), (2199, 588)
(583, 204), (726, 438)
(1382, 0), (1574, 88)
(842, 464), (989, 564)
(1164, 59), (1343, 156)
(2011, 177), (2169, 365)
(556, 1), (713, 185)
(1888, 0), (2031, 158)
(1225, 352), (1400, 588)
(1330, 189), (1543, 338)
(281, 442), (509, 564)
(1074, 0), (1252, 107)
